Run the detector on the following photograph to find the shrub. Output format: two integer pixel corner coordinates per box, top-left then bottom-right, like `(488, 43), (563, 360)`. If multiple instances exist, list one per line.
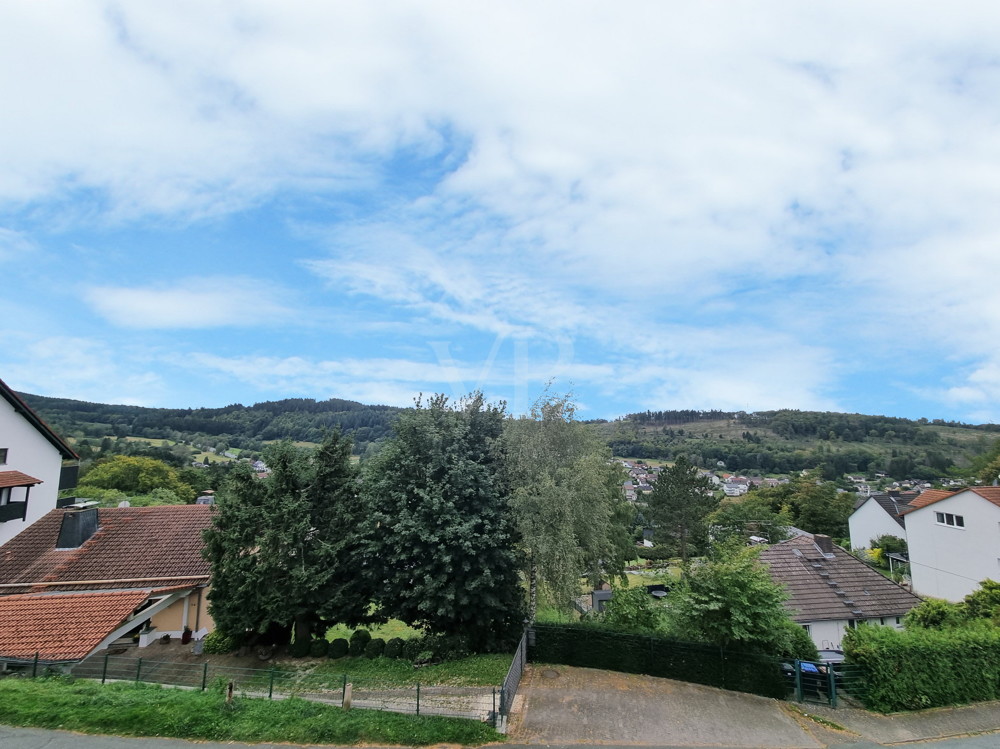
(600, 587), (666, 633)
(201, 629), (240, 655)
(402, 637), (425, 661)
(309, 638), (328, 658)
(289, 637), (311, 658)
(328, 638), (349, 659)
(384, 637), (405, 659)
(905, 598), (966, 629)
(348, 629), (372, 657)
(844, 620), (1000, 711)
(364, 638), (386, 659)
(636, 546), (673, 561)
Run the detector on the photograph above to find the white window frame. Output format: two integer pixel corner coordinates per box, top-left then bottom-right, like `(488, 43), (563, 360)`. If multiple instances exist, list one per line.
(935, 511), (965, 528)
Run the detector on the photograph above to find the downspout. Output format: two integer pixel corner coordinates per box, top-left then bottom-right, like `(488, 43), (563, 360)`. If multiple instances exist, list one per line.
(194, 587), (202, 633)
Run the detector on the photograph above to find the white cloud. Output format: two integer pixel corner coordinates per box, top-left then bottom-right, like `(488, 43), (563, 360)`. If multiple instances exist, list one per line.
(0, 228), (35, 261)
(84, 277), (294, 329)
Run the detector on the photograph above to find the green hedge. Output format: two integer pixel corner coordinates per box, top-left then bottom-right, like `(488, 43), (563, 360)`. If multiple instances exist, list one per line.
(845, 622), (1000, 712)
(529, 623), (788, 699)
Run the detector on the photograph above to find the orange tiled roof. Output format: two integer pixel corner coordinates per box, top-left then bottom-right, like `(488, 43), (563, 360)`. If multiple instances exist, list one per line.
(0, 471), (42, 489)
(0, 590), (150, 660)
(0, 505), (213, 594)
(901, 487), (1000, 515)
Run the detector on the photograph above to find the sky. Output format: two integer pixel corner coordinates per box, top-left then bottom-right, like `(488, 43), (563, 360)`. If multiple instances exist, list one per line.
(3, 2), (1000, 423)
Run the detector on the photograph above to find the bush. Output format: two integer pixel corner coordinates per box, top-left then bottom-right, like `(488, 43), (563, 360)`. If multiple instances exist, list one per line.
(402, 637), (425, 661)
(384, 637), (405, 659)
(636, 546), (673, 561)
(844, 621), (1000, 711)
(364, 638), (386, 659)
(348, 629), (372, 657)
(289, 637), (311, 658)
(905, 598), (965, 629)
(309, 638), (328, 658)
(201, 629), (240, 655)
(601, 587), (666, 633)
(328, 638), (349, 659)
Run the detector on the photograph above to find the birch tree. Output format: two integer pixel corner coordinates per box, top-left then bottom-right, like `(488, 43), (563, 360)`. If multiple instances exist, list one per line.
(505, 394), (631, 621)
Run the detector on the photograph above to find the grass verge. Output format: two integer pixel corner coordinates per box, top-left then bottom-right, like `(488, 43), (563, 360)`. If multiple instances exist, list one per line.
(0, 677), (501, 746)
(312, 653), (511, 686)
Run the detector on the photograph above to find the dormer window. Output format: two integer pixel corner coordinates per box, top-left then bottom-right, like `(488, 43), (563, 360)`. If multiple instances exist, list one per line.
(935, 512), (964, 528)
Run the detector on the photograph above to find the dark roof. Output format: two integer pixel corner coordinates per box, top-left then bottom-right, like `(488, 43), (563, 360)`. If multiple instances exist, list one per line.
(0, 471), (42, 489)
(0, 590), (151, 661)
(0, 379), (78, 460)
(860, 493), (915, 529)
(901, 487), (1000, 515)
(760, 535), (922, 624)
(0, 505), (213, 594)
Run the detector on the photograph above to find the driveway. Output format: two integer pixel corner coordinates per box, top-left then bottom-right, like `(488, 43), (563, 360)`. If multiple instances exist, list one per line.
(510, 664), (826, 747)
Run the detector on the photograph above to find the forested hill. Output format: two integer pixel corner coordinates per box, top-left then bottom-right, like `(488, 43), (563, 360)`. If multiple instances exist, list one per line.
(603, 409), (1000, 479)
(17, 392), (403, 456)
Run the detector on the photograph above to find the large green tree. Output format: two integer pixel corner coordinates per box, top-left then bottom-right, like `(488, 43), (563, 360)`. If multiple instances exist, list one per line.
(504, 393), (631, 620)
(362, 393), (524, 651)
(79, 455), (196, 502)
(646, 456), (719, 563)
(667, 542), (816, 659)
(203, 431), (368, 644)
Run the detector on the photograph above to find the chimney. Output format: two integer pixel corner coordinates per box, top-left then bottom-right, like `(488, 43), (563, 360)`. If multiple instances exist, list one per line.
(814, 534), (834, 555)
(57, 506), (99, 549)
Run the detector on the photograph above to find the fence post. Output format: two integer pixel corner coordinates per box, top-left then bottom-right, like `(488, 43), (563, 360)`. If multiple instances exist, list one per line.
(32, 652), (39, 678)
(794, 661), (802, 702)
(416, 682), (420, 715)
(101, 653), (109, 684)
(268, 668), (275, 699)
(135, 658), (142, 684)
(201, 662), (208, 691)
(342, 673), (347, 705)
(828, 666), (838, 709)
(492, 687), (497, 726)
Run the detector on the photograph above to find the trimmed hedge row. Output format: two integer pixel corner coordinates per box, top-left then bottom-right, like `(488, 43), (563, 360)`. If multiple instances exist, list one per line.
(529, 623), (788, 699)
(845, 623), (1000, 712)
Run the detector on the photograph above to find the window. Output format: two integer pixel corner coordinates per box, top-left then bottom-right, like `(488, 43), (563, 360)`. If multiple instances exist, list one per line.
(0, 447), (6, 464)
(0, 487), (9, 506)
(935, 511), (964, 528)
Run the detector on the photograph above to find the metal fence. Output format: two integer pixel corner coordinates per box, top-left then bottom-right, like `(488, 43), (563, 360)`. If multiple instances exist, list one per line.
(68, 654), (497, 722)
(498, 629), (527, 723)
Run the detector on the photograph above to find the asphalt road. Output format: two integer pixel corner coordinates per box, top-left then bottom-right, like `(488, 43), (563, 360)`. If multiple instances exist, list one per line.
(4, 724), (1000, 749)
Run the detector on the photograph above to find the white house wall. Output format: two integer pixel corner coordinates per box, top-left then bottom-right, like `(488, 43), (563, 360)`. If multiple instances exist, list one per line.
(804, 617), (903, 653)
(0, 397), (64, 546)
(848, 499), (906, 550)
(907, 492), (1000, 602)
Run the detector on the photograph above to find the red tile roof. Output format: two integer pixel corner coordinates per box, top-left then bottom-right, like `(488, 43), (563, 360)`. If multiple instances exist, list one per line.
(0, 590), (150, 660)
(0, 505), (213, 594)
(0, 471), (42, 489)
(901, 487), (1000, 515)
(760, 535), (922, 623)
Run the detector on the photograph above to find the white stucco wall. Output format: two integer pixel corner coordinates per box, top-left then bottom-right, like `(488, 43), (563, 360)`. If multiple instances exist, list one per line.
(0, 398), (65, 546)
(804, 616), (904, 652)
(848, 499), (906, 550)
(906, 491), (1000, 602)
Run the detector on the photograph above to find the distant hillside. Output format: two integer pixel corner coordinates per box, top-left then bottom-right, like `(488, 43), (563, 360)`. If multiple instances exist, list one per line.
(601, 409), (1000, 480)
(17, 393), (403, 457)
(20, 393), (1000, 481)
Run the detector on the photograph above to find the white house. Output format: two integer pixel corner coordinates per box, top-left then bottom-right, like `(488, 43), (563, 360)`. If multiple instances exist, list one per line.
(760, 534), (922, 652)
(901, 487), (1000, 602)
(848, 493), (919, 550)
(0, 379), (78, 546)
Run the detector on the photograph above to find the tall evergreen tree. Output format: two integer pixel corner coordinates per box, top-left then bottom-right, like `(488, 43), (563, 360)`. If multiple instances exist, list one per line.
(202, 432), (367, 644)
(362, 393), (524, 651)
(646, 456), (719, 563)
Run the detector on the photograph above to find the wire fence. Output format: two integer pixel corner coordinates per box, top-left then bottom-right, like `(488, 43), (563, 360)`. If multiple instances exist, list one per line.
(68, 654), (498, 722)
(498, 629), (527, 721)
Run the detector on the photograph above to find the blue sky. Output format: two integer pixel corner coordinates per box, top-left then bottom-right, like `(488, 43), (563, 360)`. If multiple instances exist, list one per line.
(3, 2), (1000, 422)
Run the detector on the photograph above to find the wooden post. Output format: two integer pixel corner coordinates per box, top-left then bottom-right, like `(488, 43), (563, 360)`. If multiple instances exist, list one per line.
(343, 682), (352, 710)
(227, 680), (234, 703)
(101, 653), (109, 684)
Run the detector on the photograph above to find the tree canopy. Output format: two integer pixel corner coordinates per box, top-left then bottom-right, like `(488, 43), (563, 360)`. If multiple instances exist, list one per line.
(79, 455), (196, 502)
(203, 432), (368, 644)
(646, 456), (719, 563)
(504, 393), (632, 619)
(362, 393), (524, 651)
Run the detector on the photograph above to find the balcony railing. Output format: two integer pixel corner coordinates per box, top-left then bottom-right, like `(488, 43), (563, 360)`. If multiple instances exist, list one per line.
(0, 501), (27, 523)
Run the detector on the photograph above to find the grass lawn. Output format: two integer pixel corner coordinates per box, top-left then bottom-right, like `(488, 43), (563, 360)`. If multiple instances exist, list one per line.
(0, 677), (500, 746)
(311, 653), (511, 687)
(326, 619), (421, 642)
